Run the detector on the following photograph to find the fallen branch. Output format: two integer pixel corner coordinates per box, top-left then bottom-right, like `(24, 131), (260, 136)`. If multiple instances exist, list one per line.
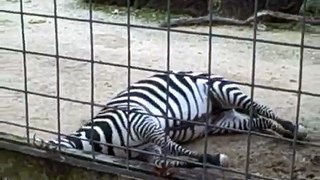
(159, 10), (320, 27)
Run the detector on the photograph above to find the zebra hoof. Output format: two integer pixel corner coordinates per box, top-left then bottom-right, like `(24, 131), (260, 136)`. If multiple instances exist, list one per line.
(199, 153), (229, 167)
(219, 153), (229, 167)
(296, 124), (308, 140)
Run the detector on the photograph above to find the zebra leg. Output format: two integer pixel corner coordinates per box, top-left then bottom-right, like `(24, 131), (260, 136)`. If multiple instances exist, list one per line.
(272, 119), (308, 140)
(209, 109), (308, 140)
(233, 107), (298, 135)
(137, 144), (181, 166)
(136, 144), (200, 177)
(230, 109), (308, 140)
(141, 122), (229, 169)
(209, 80), (309, 138)
(32, 133), (65, 151)
(209, 80), (278, 120)
(267, 113), (308, 140)
(208, 109), (288, 135)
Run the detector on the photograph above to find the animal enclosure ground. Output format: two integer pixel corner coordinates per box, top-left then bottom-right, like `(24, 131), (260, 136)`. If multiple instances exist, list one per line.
(1, 0), (320, 179)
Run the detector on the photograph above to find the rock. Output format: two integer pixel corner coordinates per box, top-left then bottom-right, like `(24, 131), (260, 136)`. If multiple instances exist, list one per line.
(28, 18), (47, 24)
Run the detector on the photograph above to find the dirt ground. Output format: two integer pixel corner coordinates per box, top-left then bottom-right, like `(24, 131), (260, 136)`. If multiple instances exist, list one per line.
(1, 0), (320, 179)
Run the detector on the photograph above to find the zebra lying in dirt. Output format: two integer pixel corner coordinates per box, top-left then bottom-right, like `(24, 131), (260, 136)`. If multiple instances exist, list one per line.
(32, 71), (308, 174)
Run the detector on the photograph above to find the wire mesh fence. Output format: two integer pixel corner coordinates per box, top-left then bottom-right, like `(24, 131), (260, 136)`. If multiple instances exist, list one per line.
(0, 0), (320, 179)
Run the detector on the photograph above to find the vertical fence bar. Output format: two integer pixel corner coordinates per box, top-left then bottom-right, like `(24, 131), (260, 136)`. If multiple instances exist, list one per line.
(203, 0), (214, 179)
(163, 0), (171, 168)
(289, 0), (307, 179)
(88, 0), (96, 160)
(244, 0), (259, 178)
(126, 0), (132, 170)
(53, 0), (61, 151)
(19, 0), (30, 143)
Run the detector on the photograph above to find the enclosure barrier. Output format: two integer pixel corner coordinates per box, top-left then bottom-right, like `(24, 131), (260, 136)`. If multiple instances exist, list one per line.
(0, 0), (320, 179)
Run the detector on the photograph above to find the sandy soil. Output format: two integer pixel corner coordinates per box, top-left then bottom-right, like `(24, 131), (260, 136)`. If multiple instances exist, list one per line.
(1, 0), (320, 179)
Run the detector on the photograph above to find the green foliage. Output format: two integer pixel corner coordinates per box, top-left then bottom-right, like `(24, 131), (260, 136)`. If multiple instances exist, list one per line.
(305, 0), (320, 16)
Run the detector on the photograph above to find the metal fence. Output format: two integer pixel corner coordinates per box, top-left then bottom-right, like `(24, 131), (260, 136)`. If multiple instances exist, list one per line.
(0, 0), (320, 179)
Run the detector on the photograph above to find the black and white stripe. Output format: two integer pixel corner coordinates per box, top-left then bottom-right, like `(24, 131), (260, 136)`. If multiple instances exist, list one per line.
(37, 71), (299, 168)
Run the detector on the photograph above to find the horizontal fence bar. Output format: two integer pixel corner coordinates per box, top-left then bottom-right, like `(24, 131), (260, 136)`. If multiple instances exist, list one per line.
(0, 9), (320, 50)
(1, 46), (320, 99)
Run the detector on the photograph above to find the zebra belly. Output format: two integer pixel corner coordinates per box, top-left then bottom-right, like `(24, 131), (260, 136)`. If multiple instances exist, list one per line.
(209, 109), (248, 134)
(98, 140), (152, 159)
(167, 119), (206, 143)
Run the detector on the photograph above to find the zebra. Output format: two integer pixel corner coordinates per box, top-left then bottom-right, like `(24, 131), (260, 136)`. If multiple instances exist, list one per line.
(33, 71), (306, 170)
